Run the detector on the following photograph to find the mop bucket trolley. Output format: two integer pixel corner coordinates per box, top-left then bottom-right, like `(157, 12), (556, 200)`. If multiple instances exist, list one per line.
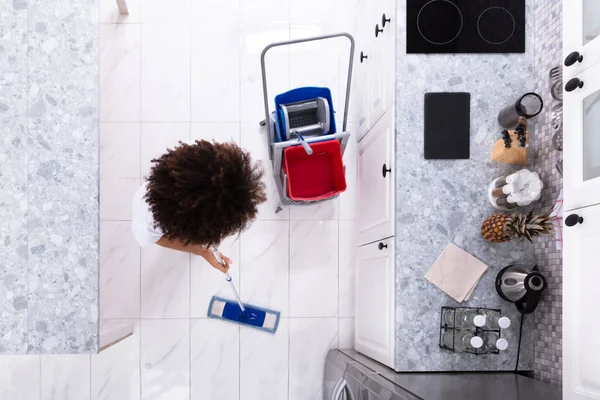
(259, 33), (355, 213)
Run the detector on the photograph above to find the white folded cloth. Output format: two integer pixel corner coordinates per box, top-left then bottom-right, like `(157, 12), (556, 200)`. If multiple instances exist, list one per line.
(424, 243), (488, 303)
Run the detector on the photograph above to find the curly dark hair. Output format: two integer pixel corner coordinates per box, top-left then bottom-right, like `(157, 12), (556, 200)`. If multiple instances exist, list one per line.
(145, 140), (267, 247)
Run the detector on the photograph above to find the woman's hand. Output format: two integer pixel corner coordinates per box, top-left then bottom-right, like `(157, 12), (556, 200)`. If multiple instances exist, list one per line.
(197, 248), (232, 273)
(155, 237), (232, 273)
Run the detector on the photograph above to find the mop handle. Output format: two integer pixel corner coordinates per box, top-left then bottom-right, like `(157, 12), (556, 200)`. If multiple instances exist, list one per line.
(212, 249), (246, 312)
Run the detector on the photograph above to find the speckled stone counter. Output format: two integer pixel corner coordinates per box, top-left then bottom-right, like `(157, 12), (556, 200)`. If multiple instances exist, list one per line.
(393, 1), (536, 371)
(0, 0), (98, 354)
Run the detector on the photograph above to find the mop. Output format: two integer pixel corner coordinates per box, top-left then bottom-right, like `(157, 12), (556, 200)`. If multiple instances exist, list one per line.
(207, 249), (280, 334)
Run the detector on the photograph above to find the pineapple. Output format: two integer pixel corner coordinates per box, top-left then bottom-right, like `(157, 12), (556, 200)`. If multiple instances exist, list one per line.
(481, 209), (553, 243)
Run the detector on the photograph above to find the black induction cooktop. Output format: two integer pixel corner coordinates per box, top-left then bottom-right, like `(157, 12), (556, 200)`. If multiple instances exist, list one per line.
(407, 0), (525, 54)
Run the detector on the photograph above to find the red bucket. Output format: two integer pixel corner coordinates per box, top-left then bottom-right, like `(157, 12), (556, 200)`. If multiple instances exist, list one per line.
(284, 140), (347, 201)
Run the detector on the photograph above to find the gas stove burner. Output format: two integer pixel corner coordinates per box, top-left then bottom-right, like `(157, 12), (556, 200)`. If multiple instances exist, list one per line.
(417, 0), (463, 45)
(477, 6), (516, 45)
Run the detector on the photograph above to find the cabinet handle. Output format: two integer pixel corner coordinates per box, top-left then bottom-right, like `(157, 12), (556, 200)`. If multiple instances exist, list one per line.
(360, 51), (368, 63)
(565, 214), (584, 227)
(565, 78), (584, 92)
(564, 51), (583, 67)
(375, 23), (384, 37)
(378, 242), (388, 250)
(382, 163), (391, 177)
(382, 13), (391, 27)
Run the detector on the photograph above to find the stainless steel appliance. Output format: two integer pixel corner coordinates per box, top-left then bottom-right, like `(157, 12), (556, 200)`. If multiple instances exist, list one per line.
(495, 264), (547, 314)
(324, 349), (561, 400)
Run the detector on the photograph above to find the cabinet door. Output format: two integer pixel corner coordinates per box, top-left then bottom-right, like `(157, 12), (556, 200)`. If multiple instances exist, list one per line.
(366, 17), (387, 129)
(563, 0), (600, 77)
(357, 111), (395, 246)
(355, 0), (371, 141)
(563, 62), (600, 210)
(355, 237), (395, 368)
(366, 0), (394, 128)
(563, 204), (600, 400)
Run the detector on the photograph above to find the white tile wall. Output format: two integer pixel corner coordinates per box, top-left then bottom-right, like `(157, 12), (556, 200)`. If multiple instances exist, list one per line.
(99, 123), (140, 220)
(289, 221), (339, 317)
(141, 0), (191, 121)
(140, 319), (190, 400)
(100, 24), (141, 121)
(100, 221), (141, 319)
(240, 319), (290, 400)
(92, 320), (141, 400)
(0, 0), (358, 398)
(289, 318), (338, 400)
(0, 356), (41, 399)
(190, 319), (240, 400)
(140, 246), (190, 318)
(240, 220), (290, 316)
(40, 355), (91, 400)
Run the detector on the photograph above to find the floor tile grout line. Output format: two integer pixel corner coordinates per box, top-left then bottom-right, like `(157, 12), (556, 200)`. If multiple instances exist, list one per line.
(238, 3), (243, 395)
(288, 4), (292, 394)
(338, 218), (340, 348)
(287, 200), (291, 398)
(26, 0), (30, 355)
(189, 2), (192, 395)
(138, 1), (143, 397)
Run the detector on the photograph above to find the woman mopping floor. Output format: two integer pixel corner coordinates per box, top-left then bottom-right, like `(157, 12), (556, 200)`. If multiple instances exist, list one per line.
(131, 139), (280, 333)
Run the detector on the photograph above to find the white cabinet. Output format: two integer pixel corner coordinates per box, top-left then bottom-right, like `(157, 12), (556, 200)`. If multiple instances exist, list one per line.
(355, 0), (372, 139)
(354, 0), (396, 369)
(563, 0), (600, 77)
(357, 112), (395, 246)
(355, 237), (395, 368)
(563, 205), (600, 400)
(563, 61), (600, 211)
(354, 0), (395, 141)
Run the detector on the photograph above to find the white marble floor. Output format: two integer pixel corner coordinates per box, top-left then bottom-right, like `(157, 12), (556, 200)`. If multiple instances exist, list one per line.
(0, 0), (358, 399)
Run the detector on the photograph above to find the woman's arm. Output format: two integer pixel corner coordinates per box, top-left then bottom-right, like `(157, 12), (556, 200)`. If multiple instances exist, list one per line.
(156, 237), (232, 273)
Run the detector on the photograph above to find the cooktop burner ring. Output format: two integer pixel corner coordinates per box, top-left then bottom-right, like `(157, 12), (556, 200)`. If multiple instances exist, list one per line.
(417, 0), (464, 45)
(477, 6), (516, 45)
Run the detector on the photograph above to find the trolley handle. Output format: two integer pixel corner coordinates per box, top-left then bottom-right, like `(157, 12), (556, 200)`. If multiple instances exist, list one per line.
(260, 33), (355, 134)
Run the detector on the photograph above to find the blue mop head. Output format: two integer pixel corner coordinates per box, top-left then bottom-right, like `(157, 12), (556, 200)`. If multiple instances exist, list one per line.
(207, 296), (280, 334)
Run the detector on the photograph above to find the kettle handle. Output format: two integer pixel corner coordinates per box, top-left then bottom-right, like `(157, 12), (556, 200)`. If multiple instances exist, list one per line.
(515, 297), (540, 314)
(516, 271), (547, 314)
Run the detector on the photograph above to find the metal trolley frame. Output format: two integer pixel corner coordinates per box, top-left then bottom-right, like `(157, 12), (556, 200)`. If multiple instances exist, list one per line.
(260, 33), (355, 213)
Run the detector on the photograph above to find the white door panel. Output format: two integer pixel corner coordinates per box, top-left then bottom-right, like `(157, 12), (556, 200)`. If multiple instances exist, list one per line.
(357, 112), (395, 245)
(355, 237), (395, 369)
(563, 204), (600, 400)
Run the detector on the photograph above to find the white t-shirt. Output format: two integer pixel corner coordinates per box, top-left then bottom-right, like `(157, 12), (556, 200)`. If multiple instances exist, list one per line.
(131, 184), (163, 247)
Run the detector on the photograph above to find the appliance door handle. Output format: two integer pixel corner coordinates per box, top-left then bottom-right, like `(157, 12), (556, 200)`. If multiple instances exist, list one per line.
(332, 378), (355, 400)
(331, 378), (345, 400)
(343, 382), (356, 400)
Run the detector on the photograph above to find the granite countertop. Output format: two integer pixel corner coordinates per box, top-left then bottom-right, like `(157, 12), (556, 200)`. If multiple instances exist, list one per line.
(393, 1), (536, 371)
(0, 1), (98, 354)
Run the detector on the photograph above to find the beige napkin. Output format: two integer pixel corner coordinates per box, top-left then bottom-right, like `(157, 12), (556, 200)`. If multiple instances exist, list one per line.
(424, 243), (488, 302)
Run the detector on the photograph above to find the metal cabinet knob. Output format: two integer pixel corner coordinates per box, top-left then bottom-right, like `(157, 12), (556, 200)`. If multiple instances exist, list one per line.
(375, 23), (383, 37)
(382, 13), (391, 27)
(382, 163), (391, 177)
(360, 51), (368, 63)
(565, 78), (584, 92)
(564, 51), (583, 66)
(565, 214), (584, 227)
(378, 242), (388, 250)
